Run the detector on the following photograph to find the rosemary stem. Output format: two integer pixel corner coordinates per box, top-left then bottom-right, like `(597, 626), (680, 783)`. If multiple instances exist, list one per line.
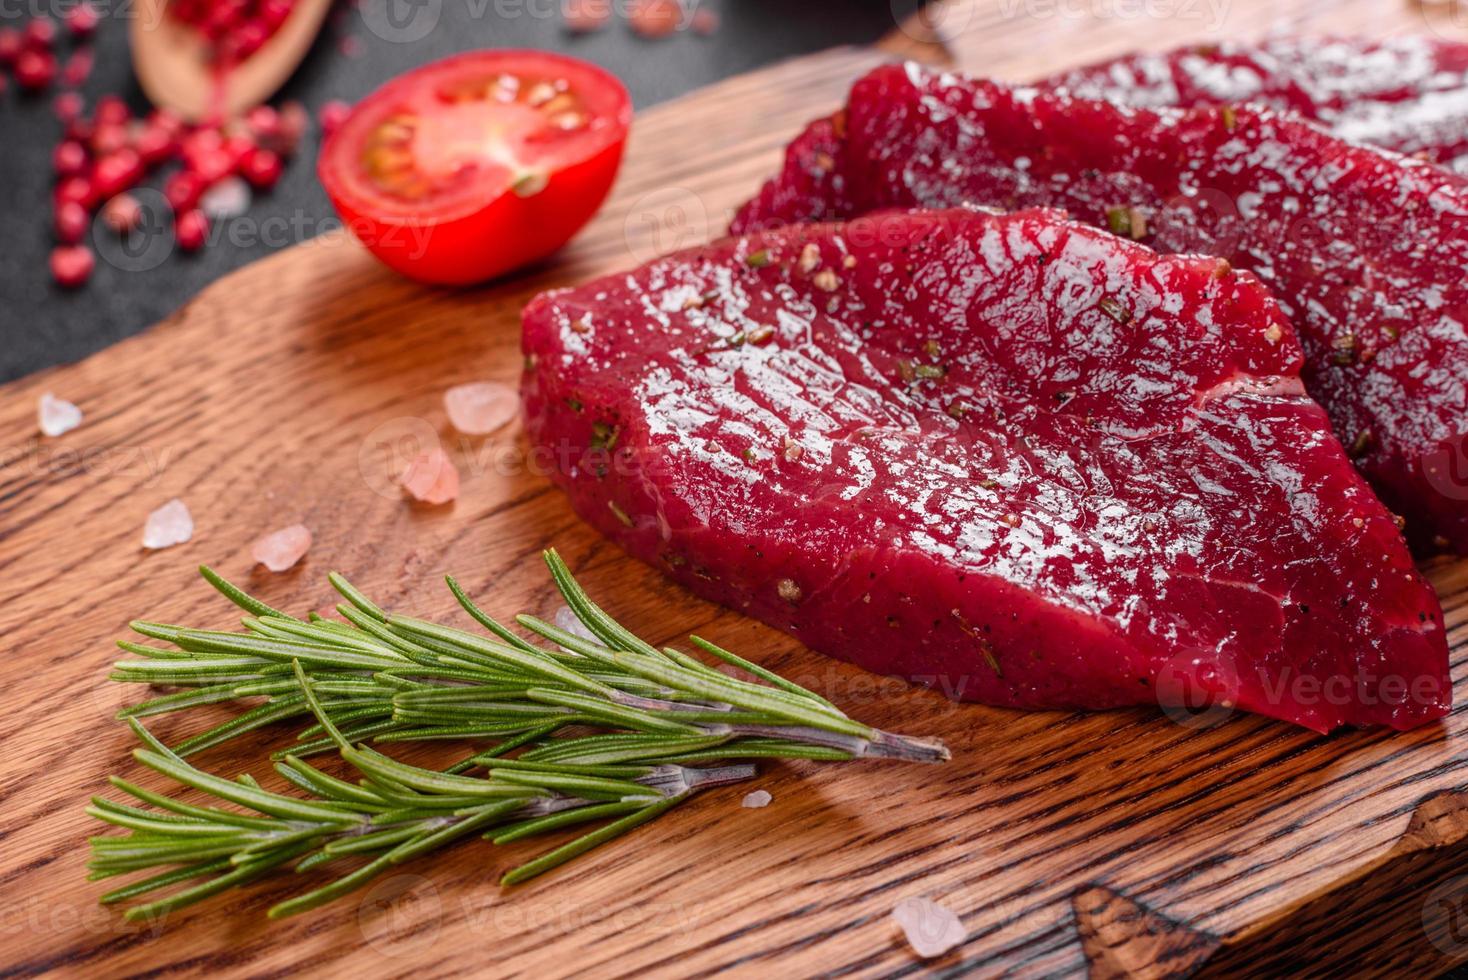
(88, 551), (951, 923)
(499, 795), (686, 887)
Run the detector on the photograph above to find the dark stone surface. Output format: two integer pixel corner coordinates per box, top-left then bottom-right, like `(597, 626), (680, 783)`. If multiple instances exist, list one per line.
(0, 0), (920, 382)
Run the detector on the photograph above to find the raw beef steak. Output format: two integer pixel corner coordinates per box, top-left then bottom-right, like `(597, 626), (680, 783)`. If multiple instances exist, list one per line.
(731, 63), (1468, 554)
(1045, 36), (1468, 172)
(522, 208), (1449, 731)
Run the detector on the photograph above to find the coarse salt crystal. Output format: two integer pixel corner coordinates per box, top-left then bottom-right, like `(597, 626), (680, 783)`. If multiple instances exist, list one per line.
(251, 523), (312, 572)
(892, 897), (966, 959)
(142, 499), (194, 550)
(199, 176), (252, 220)
(553, 604), (602, 647)
(741, 790), (772, 809)
(400, 448), (459, 504)
(798, 242), (821, 273)
(444, 381), (519, 436)
(38, 392), (82, 437)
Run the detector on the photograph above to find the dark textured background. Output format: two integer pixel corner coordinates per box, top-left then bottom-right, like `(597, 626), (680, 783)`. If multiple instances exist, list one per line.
(0, 0), (921, 382)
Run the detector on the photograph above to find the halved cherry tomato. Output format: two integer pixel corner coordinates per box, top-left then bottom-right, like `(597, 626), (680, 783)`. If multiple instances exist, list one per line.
(318, 50), (631, 285)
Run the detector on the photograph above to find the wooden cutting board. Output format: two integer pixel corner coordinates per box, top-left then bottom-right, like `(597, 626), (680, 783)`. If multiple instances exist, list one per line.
(5, 1), (1468, 976)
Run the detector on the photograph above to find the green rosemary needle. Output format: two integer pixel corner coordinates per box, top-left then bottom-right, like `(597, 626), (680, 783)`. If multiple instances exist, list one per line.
(109, 551), (948, 763)
(88, 550), (950, 922)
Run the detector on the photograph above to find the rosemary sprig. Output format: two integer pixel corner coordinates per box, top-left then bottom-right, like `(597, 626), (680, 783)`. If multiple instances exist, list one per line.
(109, 551), (947, 763)
(89, 551), (949, 921)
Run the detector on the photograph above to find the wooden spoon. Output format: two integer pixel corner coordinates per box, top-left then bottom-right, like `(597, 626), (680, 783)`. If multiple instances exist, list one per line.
(129, 0), (334, 121)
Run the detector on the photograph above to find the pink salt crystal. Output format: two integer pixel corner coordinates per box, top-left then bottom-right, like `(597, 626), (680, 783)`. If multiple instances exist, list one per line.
(553, 604), (601, 648)
(199, 176), (251, 220)
(741, 790), (772, 808)
(38, 392), (82, 437)
(251, 523), (312, 572)
(892, 897), (966, 959)
(400, 448), (459, 504)
(443, 381), (519, 435)
(142, 499), (194, 550)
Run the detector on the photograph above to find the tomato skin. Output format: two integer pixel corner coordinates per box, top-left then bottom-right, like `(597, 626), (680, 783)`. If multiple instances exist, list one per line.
(318, 51), (631, 286)
(330, 137), (626, 285)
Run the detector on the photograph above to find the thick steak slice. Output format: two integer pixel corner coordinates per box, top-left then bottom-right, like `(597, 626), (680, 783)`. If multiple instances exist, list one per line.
(1044, 36), (1468, 172)
(522, 208), (1449, 732)
(731, 63), (1468, 554)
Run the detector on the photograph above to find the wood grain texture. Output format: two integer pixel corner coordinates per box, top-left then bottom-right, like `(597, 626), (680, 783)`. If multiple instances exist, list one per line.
(3, 2), (1468, 976)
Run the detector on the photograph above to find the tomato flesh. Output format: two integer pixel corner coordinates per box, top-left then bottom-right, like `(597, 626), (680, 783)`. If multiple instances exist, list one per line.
(319, 51), (631, 285)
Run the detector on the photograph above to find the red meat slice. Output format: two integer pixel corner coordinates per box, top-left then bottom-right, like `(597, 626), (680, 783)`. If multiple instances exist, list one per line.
(731, 63), (1468, 554)
(522, 208), (1449, 731)
(1044, 36), (1468, 172)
